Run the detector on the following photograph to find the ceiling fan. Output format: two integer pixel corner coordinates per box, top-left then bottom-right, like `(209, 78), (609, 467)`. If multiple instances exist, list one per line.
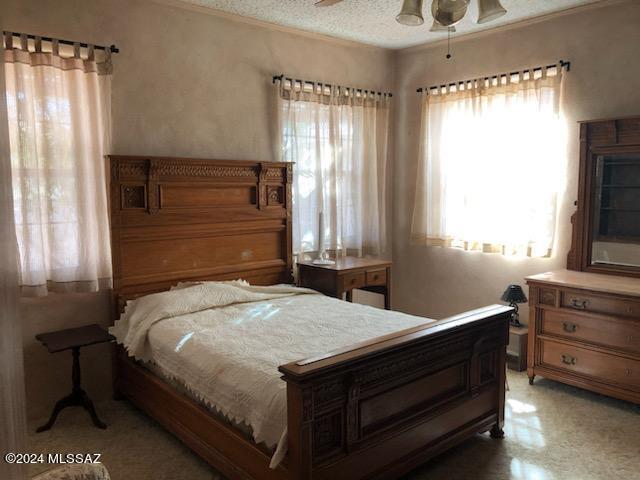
(315, 0), (507, 32)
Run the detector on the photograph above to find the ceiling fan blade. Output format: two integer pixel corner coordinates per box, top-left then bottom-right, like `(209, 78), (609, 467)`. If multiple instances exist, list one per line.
(315, 0), (343, 6)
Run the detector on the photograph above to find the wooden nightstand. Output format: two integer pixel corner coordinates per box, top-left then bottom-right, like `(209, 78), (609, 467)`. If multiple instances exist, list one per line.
(297, 257), (392, 309)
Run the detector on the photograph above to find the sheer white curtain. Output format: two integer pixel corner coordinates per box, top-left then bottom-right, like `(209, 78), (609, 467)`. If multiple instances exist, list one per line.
(4, 33), (112, 296)
(276, 80), (390, 257)
(411, 65), (565, 257)
(0, 40), (28, 480)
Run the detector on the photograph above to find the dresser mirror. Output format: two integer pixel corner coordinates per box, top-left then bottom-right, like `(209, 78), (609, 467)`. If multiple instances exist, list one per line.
(568, 117), (640, 277)
(590, 153), (640, 268)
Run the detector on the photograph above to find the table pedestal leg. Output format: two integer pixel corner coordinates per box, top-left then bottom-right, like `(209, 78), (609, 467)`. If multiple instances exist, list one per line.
(36, 347), (107, 432)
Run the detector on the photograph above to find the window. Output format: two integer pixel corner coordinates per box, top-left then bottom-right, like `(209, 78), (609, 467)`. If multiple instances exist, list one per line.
(411, 67), (566, 257)
(4, 37), (113, 295)
(277, 81), (390, 257)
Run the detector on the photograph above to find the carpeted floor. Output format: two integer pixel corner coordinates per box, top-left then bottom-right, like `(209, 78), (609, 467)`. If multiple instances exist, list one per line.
(27, 371), (639, 480)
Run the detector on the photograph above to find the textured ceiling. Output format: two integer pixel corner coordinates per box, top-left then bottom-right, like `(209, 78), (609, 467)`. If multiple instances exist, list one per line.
(176, 0), (604, 48)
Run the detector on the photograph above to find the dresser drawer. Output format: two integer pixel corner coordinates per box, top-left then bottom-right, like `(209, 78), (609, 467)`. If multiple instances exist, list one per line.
(560, 290), (640, 319)
(342, 271), (365, 290)
(366, 268), (387, 286)
(541, 310), (640, 354)
(540, 339), (640, 390)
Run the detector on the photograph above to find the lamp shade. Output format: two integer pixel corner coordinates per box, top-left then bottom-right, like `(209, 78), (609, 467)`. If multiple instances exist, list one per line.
(477, 0), (507, 24)
(431, 0), (469, 27)
(396, 0), (424, 26)
(437, 0), (470, 13)
(501, 284), (528, 304)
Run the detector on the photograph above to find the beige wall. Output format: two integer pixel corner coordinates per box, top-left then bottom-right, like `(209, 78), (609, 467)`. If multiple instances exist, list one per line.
(2, 0), (394, 419)
(392, 1), (640, 321)
(4, 0), (640, 420)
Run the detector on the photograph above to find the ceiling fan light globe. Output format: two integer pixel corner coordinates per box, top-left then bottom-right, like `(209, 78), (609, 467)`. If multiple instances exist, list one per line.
(431, 0), (467, 27)
(477, 0), (507, 24)
(437, 0), (470, 13)
(396, 0), (425, 26)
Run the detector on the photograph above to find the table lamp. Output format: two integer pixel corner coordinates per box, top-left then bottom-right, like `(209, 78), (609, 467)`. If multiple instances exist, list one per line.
(501, 284), (527, 327)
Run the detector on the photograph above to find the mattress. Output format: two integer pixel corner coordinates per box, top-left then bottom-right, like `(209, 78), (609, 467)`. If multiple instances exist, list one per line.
(111, 281), (434, 467)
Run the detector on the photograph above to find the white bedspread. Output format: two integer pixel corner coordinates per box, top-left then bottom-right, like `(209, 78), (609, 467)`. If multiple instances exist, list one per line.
(110, 281), (433, 467)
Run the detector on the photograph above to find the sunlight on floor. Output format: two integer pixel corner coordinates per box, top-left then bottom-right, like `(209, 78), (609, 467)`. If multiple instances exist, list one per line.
(505, 396), (545, 448)
(507, 398), (538, 414)
(510, 458), (554, 480)
(505, 394), (553, 479)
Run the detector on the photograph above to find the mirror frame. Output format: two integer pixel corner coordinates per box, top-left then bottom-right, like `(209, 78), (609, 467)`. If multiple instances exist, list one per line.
(567, 116), (640, 278)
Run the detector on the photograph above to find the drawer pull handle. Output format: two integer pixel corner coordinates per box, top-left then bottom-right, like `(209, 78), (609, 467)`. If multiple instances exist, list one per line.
(561, 354), (577, 365)
(570, 298), (589, 310)
(562, 322), (577, 333)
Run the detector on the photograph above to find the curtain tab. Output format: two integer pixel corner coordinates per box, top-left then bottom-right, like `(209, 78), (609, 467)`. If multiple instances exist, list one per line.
(275, 75), (283, 97)
(102, 46), (113, 74)
(73, 42), (81, 58)
(3, 31), (13, 50)
(20, 33), (28, 51)
(34, 36), (42, 52)
(87, 44), (95, 61)
(555, 62), (563, 80)
(52, 39), (59, 56)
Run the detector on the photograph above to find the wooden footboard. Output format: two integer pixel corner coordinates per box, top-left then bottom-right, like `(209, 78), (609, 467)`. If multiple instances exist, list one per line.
(280, 304), (511, 480)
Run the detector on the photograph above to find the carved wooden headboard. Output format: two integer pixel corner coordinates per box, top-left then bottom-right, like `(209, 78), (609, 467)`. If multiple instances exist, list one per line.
(108, 155), (293, 314)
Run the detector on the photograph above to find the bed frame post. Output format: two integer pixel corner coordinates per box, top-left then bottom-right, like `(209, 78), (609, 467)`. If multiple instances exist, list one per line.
(286, 382), (313, 479)
(490, 346), (507, 439)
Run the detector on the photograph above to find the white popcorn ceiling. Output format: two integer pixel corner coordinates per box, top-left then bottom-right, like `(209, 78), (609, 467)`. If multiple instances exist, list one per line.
(177, 0), (604, 48)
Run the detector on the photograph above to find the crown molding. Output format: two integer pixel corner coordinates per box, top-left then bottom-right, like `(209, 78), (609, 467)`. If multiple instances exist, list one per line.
(146, 0), (389, 52)
(397, 0), (630, 55)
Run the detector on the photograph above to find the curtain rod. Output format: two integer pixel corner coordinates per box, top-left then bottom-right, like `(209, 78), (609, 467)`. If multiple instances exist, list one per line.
(3, 31), (119, 53)
(272, 74), (392, 97)
(416, 59), (570, 93)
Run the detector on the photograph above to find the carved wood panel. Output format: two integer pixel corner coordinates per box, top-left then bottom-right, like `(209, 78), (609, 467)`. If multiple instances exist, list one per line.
(288, 317), (508, 468)
(108, 155), (294, 303)
(121, 185), (146, 209)
(313, 410), (344, 463)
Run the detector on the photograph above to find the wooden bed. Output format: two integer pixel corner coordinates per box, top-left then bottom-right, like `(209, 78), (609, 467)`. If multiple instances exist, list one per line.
(108, 155), (511, 480)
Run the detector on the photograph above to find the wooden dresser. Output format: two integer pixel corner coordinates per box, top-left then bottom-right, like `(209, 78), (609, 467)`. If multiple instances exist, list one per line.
(526, 270), (640, 404)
